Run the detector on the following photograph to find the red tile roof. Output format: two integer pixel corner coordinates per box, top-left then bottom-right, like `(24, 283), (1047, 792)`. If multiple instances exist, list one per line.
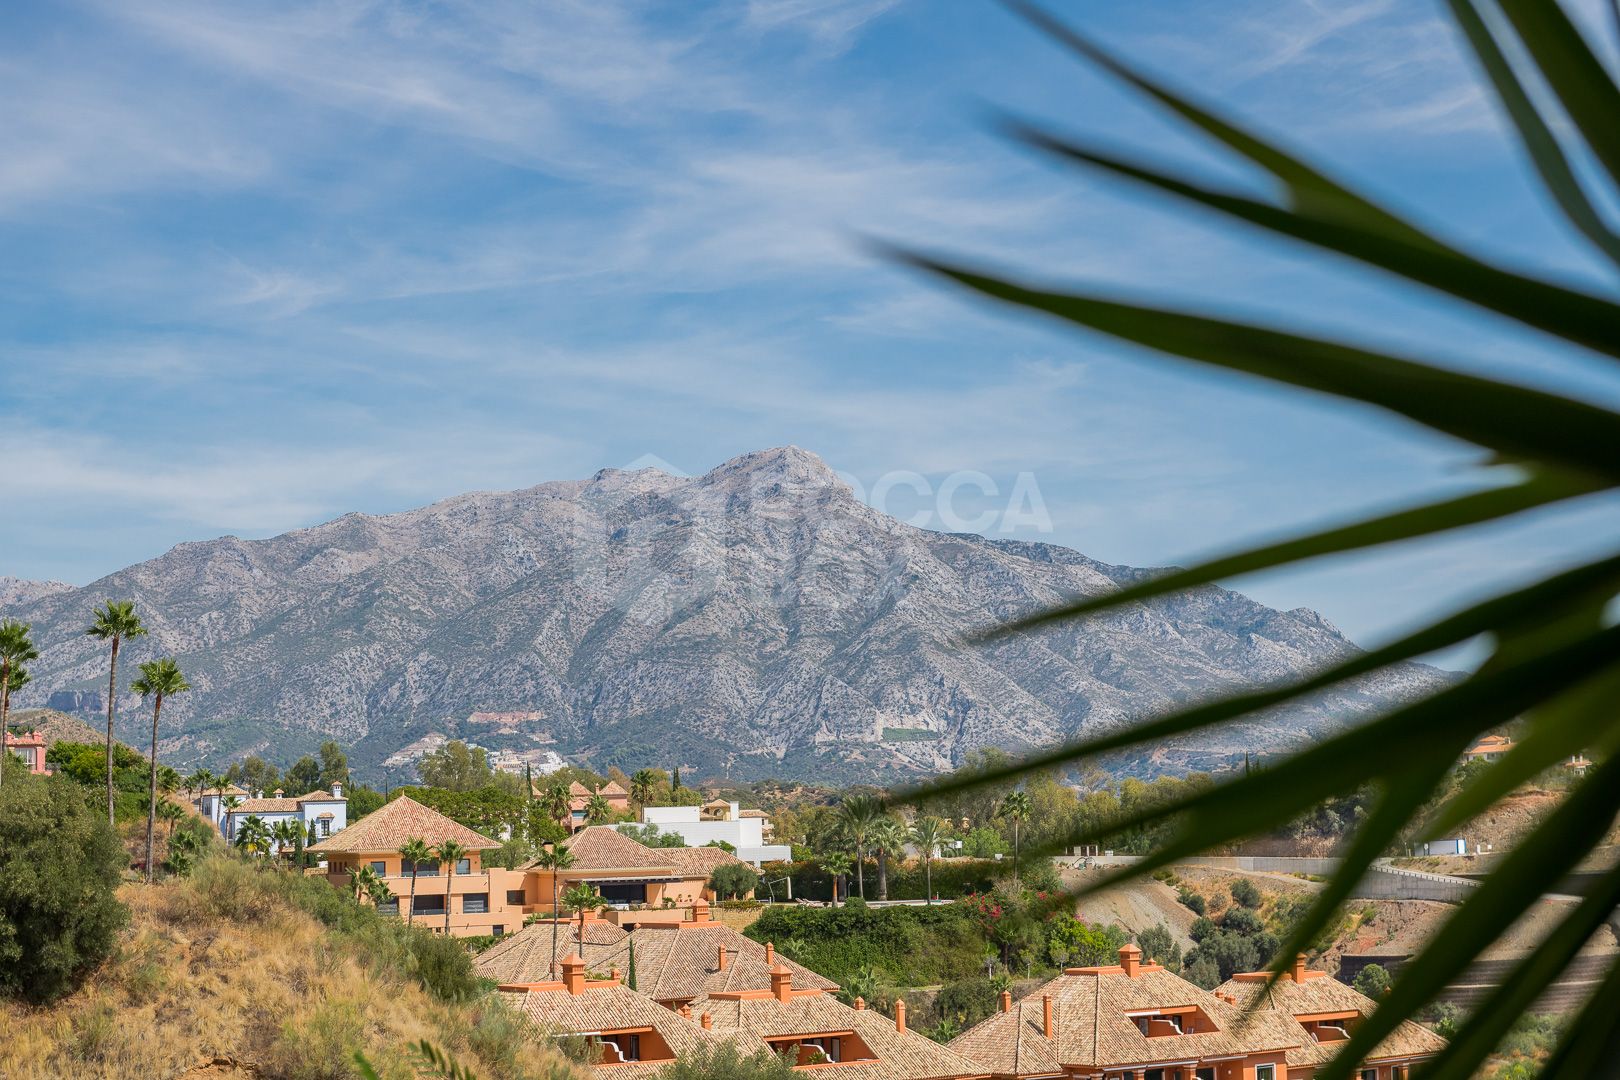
(308, 795), (498, 853)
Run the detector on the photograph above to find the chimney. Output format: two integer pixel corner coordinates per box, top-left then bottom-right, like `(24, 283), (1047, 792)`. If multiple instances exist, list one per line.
(769, 963), (793, 1003)
(691, 898), (711, 923)
(1042, 995), (1053, 1039)
(700, 1012), (713, 1030)
(1291, 953), (1308, 984)
(853, 997), (866, 1011)
(895, 997), (907, 1034)
(717, 945), (728, 972)
(331, 781), (343, 798)
(1000, 990), (1012, 1014)
(561, 954), (586, 996)
(1119, 943), (1142, 978)
(610, 967), (621, 983)
(680, 1003), (693, 1019)
(764, 942), (775, 965)
(273, 788), (284, 798)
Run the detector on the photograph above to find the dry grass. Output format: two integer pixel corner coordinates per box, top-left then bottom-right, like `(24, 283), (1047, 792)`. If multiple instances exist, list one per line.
(0, 862), (583, 1080)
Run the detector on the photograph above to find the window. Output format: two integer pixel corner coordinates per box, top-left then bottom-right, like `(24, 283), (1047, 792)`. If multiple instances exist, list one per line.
(456, 857), (471, 874)
(1257, 1067), (1277, 1080)
(801, 1037), (841, 1063)
(506, 889), (526, 905)
(598, 1034), (641, 1063)
(413, 896), (446, 915)
(1361, 1070), (1378, 1080)
(404, 859), (439, 877)
(463, 893), (489, 914)
(319, 820), (331, 837)
(492, 925), (505, 936)
(376, 897), (399, 916)
(369, 861), (387, 875)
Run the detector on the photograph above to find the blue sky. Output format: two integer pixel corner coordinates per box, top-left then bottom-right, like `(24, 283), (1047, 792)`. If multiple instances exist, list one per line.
(3, 0), (1619, 651)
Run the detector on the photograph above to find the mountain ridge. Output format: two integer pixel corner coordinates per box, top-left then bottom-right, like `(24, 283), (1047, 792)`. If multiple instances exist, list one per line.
(2, 447), (1448, 782)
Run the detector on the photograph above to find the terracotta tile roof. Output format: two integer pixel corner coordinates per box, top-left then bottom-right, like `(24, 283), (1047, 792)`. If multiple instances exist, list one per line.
(569, 781), (593, 796)
(307, 795), (499, 853)
(738, 809), (769, 818)
(633, 927), (837, 1004)
(293, 788), (345, 801)
(500, 980), (730, 1078)
(948, 965), (1300, 1075)
(600, 780), (629, 797)
(556, 827), (678, 873)
(662, 845), (750, 879)
(691, 988), (986, 1080)
(475, 921), (630, 984)
(1218, 972), (1447, 1067)
(230, 798), (303, 814)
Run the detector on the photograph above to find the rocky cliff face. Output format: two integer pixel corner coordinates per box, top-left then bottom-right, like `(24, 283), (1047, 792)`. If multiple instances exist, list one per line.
(3, 448), (1447, 780)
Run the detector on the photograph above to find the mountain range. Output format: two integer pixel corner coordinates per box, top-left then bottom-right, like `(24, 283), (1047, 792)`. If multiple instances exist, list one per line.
(2, 447), (1447, 783)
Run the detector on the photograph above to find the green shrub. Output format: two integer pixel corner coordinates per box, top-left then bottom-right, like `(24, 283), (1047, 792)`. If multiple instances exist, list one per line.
(655, 1043), (794, 1079)
(747, 904), (986, 986)
(1353, 963), (1391, 999)
(710, 862), (761, 900)
(1176, 886), (1206, 915)
(1222, 907), (1263, 936)
(932, 977), (1000, 1030)
(0, 774), (128, 1004)
(1229, 878), (1262, 909)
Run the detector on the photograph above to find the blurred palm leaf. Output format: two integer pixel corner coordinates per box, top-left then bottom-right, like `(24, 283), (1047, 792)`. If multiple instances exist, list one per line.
(897, 3), (1620, 1077)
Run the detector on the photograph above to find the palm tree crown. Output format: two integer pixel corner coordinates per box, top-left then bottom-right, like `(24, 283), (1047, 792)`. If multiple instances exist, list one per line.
(0, 620), (40, 789)
(909, 816), (947, 904)
(836, 794), (880, 900)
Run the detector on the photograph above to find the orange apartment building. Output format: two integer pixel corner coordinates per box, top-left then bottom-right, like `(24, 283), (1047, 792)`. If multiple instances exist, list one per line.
(1217, 957), (1445, 1079)
(499, 953), (987, 1078)
(950, 946), (1443, 1080)
(312, 801), (755, 937)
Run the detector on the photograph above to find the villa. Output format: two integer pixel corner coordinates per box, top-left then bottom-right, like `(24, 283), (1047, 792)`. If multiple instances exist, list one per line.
(1461, 735), (1512, 763)
(2, 730), (51, 775)
(309, 806), (750, 938)
(1216, 956), (1446, 1079)
(211, 782), (349, 851)
(555, 780), (632, 830)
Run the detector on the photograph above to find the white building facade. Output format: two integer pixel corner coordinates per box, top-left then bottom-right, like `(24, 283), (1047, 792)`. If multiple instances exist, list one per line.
(202, 782), (350, 853)
(611, 802), (791, 866)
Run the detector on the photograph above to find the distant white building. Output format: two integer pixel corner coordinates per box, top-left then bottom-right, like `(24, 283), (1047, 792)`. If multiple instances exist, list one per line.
(201, 782), (350, 853)
(610, 801), (790, 867)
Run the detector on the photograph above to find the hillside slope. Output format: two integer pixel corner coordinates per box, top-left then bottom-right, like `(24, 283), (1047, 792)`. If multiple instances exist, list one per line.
(0, 859), (579, 1080)
(5, 447), (1448, 779)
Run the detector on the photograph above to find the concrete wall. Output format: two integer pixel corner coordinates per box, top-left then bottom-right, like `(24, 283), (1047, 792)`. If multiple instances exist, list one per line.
(1061, 854), (1480, 902)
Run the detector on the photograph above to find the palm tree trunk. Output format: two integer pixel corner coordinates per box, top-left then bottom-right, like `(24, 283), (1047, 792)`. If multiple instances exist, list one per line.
(445, 866), (454, 936)
(0, 664), (9, 792)
(877, 849), (889, 901)
(145, 691), (162, 884)
(856, 844), (865, 900)
(407, 870), (417, 926)
(1013, 822), (1021, 884)
(924, 855), (932, 906)
(105, 636), (120, 827)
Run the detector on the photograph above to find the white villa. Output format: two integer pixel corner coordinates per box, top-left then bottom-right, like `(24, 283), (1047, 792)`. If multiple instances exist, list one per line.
(610, 801), (791, 866)
(199, 782), (350, 852)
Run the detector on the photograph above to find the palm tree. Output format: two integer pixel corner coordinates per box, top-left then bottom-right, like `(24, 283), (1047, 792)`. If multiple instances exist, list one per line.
(272, 819), (303, 864)
(909, 817), (947, 905)
(999, 791), (1032, 884)
(87, 601), (147, 827)
(233, 814), (271, 858)
(435, 839), (468, 936)
(585, 792), (612, 824)
(131, 657), (189, 884)
(896, 4), (1620, 1072)
(532, 844), (576, 973)
(836, 795), (880, 900)
(399, 837), (432, 927)
(158, 799), (185, 842)
(540, 779), (573, 831)
(561, 882), (603, 917)
(350, 864), (384, 903)
(822, 851), (851, 909)
(870, 816), (907, 902)
(0, 664), (30, 764)
(0, 620), (40, 790)
(630, 768), (659, 807)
